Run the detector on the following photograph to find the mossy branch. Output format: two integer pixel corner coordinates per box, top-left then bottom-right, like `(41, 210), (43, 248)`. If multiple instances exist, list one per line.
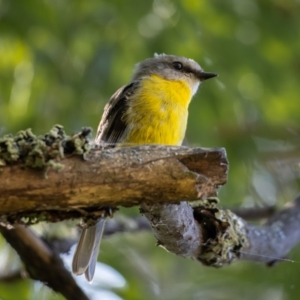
(0, 126), (228, 224)
(1, 126), (300, 292)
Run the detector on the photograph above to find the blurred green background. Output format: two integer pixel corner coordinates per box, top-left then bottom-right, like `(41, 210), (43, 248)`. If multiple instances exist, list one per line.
(1, 0), (300, 299)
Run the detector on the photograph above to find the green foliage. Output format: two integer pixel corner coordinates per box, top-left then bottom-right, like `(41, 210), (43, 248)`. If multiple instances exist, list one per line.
(1, 0), (300, 299)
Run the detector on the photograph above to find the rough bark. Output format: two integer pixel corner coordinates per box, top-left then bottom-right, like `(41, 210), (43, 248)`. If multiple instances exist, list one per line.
(240, 196), (300, 264)
(0, 145), (228, 224)
(143, 196), (300, 267)
(2, 126), (300, 296)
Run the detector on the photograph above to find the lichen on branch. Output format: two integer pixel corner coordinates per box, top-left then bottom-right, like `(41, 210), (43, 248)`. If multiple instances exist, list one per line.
(0, 125), (92, 172)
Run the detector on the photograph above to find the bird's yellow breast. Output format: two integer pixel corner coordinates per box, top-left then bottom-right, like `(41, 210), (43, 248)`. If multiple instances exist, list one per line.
(123, 74), (192, 146)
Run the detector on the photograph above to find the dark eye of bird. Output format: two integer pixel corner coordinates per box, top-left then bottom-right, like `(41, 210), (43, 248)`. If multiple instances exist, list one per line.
(172, 61), (183, 70)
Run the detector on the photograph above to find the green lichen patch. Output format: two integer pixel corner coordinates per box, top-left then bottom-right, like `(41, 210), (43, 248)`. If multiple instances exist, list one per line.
(0, 125), (92, 172)
(194, 198), (247, 267)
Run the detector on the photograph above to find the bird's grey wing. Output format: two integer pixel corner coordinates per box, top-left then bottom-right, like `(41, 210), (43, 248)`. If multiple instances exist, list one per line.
(95, 81), (140, 147)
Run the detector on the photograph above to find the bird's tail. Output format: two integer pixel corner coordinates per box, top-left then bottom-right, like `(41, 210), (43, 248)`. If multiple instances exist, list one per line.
(72, 218), (107, 282)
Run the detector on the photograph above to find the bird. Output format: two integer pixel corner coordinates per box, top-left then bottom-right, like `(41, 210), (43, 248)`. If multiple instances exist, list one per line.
(72, 53), (217, 282)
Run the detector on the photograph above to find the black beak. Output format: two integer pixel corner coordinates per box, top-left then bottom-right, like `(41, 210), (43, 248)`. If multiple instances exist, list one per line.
(197, 71), (218, 81)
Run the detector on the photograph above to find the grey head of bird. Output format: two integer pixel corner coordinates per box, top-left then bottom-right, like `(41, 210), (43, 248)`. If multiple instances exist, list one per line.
(131, 53), (217, 95)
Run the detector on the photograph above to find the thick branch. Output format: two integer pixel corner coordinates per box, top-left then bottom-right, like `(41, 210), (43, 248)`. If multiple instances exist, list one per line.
(0, 145), (227, 223)
(144, 196), (300, 267)
(142, 202), (202, 257)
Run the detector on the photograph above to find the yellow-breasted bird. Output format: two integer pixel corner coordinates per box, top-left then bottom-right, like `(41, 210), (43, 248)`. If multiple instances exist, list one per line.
(72, 53), (217, 282)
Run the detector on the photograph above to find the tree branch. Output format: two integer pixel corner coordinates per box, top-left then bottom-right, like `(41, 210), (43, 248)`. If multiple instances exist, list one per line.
(0, 142), (227, 224)
(0, 225), (89, 300)
(143, 196), (300, 267)
(2, 126), (298, 284)
(240, 196), (300, 264)
(231, 206), (276, 220)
